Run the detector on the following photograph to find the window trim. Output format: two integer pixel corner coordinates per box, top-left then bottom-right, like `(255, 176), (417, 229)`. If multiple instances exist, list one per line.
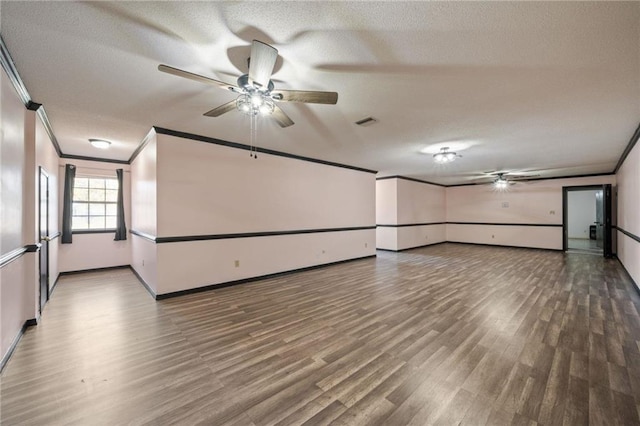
(71, 175), (120, 232)
(72, 229), (117, 235)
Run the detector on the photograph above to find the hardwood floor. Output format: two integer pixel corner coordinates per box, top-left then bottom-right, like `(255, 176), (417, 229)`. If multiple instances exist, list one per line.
(2, 243), (640, 425)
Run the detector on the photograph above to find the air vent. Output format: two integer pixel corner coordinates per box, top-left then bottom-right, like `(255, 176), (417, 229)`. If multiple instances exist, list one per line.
(355, 117), (378, 126)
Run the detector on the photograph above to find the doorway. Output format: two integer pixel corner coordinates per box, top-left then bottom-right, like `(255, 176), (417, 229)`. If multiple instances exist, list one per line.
(562, 184), (612, 257)
(39, 167), (49, 314)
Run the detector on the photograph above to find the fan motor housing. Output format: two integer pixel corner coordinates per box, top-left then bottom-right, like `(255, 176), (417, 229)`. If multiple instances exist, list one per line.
(237, 74), (274, 93)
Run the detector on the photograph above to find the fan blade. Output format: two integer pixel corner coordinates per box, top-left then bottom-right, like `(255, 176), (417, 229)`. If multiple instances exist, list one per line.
(271, 90), (338, 104)
(158, 64), (239, 92)
(248, 40), (278, 89)
(510, 174), (541, 180)
(272, 105), (294, 128)
(203, 100), (237, 117)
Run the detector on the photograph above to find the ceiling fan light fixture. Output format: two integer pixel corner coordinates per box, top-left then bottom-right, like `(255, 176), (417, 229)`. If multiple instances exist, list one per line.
(236, 93), (274, 116)
(251, 93), (263, 107)
(433, 147), (458, 164)
(89, 139), (111, 149)
(259, 100), (275, 115)
(494, 176), (509, 189)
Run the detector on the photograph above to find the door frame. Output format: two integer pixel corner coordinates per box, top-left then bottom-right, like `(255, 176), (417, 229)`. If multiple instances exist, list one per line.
(562, 184), (612, 257)
(39, 166), (50, 314)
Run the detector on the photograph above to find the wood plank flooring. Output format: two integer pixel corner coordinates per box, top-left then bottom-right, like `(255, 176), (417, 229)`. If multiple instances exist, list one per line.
(2, 243), (640, 425)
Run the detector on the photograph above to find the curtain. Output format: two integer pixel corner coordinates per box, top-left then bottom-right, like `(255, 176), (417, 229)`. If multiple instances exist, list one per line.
(114, 168), (127, 241)
(61, 164), (75, 244)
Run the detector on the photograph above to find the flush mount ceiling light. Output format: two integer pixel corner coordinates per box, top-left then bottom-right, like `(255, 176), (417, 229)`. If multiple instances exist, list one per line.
(433, 147), (459, 164)
(89, 139), (111, 149)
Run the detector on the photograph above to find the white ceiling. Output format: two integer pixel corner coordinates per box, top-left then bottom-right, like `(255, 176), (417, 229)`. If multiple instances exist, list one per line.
(2, 1), (639, 185)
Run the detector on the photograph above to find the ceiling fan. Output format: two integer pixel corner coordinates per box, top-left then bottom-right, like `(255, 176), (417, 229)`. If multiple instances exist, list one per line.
(158, 40), (338, 128)
(469, 170), (541, 188)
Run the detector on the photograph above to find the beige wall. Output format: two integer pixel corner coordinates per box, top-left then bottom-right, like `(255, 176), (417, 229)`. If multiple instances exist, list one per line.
(375, 178), (446, 251)
(376, 175), (618, 252)
(446, 175), (616, 250)
(397, 178), (446, 224)
(375, 179), (398, 250)
(156, 134), (374, 236)
(131, 132), (376, 296)
(376, 179), (397, 225)
(35, 115), (60, 291)
(130, 131), (158, 293)
(1, 67), (40, 364)
(616, 136), (640, 286)
(57, 159), (131, 273)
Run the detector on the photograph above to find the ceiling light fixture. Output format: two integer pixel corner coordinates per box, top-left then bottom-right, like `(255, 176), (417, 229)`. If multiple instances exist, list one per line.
(236, 93), (275, 117)
(235, 91), (275, 159)
(494, 174), (509, 190)
(89, 139), (111, 149)
(433, 147), (458, 164)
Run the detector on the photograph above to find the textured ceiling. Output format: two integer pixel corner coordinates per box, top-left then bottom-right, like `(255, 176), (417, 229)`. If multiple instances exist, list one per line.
(1, 1), (639, 185)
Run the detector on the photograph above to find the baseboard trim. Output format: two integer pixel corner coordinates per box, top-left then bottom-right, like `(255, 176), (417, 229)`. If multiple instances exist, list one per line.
(376, 240), (563, 252)
(376, 241), (447, 253)
(49, 273), (61, 298)
(447, 241), (564, 252)
(155, 255), (377, 300)
(128, 266), (157, 299)
(377, 223), (446, 228)
(0, 319), (37, 373)
(59, 265), (130, 275)
(615, 256), (640, 297)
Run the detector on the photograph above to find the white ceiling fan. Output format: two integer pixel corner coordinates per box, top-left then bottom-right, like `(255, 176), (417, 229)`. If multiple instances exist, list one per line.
(467, 170), (542, 188)
(158, 40), (338, 128)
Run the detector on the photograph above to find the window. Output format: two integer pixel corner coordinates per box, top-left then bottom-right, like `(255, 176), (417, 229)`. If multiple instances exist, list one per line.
(72, 176), (119, 231)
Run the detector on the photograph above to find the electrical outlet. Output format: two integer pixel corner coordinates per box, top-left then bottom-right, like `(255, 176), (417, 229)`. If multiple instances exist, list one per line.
(492, 235), (495, 239)
(549, 210), (555, 215)
(234, 260), (240, 267)
(365, 243), (368, 248)
(322, 250), (325, 254)
(142, 259), (145, 266)
(425, 235), (428, 240)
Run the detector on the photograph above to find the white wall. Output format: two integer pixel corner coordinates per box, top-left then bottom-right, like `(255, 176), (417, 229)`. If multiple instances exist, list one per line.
(130, 131), (376, 296)
(375, 179), (398, 250)
(567, 190), (598, 239)
(35, 115), (60, 290)
(445, 175), (616, 250)
(57, 158), (131, 273)
(1, 66), (35, 364)
(616, 135), (640, 287)
(375, 178), (446, 251)
(376, 179), (397, 225)
(156, 134), (374, 235)
(396, 178), (446, 250)
(130, 131), (158, 293)
(397, 178), (446, 225)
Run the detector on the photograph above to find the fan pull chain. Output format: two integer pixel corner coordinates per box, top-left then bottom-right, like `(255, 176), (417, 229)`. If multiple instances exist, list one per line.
(253, 114), (258, 159)
(249, 113), (258, 159)
(249, 113), (254, 158)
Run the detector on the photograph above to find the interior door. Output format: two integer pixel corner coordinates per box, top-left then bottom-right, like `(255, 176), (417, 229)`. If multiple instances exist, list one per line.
(595, 190), (604, 249)
(39, 167), (49, 313)
(603, 183), (613, 258)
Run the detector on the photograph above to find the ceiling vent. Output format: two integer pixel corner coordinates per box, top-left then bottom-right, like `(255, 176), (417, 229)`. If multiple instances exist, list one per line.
(355, 117), (378, 126)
